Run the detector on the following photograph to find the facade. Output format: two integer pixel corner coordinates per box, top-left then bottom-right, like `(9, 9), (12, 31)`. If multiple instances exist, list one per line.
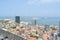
(15, 16), (20, 24)
(32, 19), (36, 25)
(44, 24), (49, 31)
(57, 21), (60, 40)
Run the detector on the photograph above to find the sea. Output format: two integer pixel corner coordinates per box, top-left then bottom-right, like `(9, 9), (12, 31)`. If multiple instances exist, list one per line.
(0, 17), (60, 25)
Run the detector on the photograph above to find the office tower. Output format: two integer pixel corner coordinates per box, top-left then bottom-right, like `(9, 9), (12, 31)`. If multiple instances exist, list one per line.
(53, 33), (57, 40)
(32, 18), (36, 25)
(34, 19), (36, 25)
(58, 21), (60, 40)
(15, 16), (20, 24)
(45, 24), (49, 31)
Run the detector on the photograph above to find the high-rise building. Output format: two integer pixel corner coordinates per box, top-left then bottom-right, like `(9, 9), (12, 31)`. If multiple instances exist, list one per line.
(58, 21), (60, 40)
(44, 24), (49, 31)
(58, 21), (60, 36)
(32, 18), (36, 25)
(53, 33), (57, 40)
(15, 16), (20, 24)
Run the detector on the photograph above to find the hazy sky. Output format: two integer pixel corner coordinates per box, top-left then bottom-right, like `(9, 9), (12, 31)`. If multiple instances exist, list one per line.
(0, 0), (60, 17)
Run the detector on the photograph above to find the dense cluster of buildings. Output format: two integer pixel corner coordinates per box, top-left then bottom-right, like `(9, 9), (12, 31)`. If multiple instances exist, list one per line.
(0, 16), (60, 40)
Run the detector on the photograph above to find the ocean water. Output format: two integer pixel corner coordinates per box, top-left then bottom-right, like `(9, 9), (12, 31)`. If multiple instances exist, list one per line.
(21, 17), (60, 25)
(0, 17), (60, 25)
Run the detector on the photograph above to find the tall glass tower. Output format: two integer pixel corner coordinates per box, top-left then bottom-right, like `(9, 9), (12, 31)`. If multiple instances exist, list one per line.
(15, 16), (20, 24)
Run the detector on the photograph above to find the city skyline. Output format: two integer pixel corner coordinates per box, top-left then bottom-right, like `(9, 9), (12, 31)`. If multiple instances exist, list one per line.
(0, 0), (60, 17)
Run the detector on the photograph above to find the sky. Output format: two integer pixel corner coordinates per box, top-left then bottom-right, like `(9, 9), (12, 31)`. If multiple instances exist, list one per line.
(0, 0), (60, 17)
